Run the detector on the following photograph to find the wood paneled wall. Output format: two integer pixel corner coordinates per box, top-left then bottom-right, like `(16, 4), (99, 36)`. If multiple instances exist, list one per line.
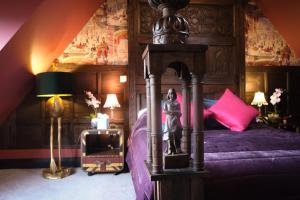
(246, 66), (300, 120)
(128, 0), (246, 129)
(0, 66), (128, 153)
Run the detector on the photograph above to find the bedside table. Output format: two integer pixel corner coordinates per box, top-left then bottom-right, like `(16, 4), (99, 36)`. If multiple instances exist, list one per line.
(266, 118), (300, 133)
(81, 128), (124, 175)
(278, 122), (299, 132)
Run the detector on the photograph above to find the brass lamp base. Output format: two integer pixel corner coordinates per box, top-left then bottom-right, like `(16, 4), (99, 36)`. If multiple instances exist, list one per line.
(42, 168), (73, 180)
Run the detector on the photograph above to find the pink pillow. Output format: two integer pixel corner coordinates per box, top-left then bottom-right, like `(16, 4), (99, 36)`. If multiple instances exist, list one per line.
(162, 93), (211, 126)
(208, 89), (259, 132)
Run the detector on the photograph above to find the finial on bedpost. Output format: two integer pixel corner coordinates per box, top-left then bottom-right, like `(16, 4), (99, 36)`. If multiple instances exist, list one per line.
(148, 0), (190, 44)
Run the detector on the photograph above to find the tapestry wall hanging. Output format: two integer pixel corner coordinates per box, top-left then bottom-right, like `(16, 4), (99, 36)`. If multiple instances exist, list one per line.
(58, 0), (128, 65)
(245, 7), (300, 66)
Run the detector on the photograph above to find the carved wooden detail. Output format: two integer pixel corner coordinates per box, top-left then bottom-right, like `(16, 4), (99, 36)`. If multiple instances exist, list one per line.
(128, 0), (245, 132)
(181, 5), (233, 36)
(140, 3), (160, 34)
(148, 0), (190, 44)
(139, 2), (233, 37)
(204, 46), (234, 81)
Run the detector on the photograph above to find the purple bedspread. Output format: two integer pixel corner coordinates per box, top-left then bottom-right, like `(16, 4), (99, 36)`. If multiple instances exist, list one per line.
(126, 113), (300, 200)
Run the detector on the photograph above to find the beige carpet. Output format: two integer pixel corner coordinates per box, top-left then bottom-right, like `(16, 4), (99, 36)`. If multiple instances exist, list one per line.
(0, 168), (135, 200)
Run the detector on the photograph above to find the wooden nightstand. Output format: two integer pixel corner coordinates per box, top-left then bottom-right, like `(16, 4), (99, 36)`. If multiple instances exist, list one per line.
(277, 121), (299, 132)
(266, 118), (300, 133)
(81, 128), (124, 175)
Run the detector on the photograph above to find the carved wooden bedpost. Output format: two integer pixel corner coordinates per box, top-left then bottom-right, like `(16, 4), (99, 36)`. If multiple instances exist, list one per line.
(191, 74), (204, 170)
(149, 74), (163, 173)
(143, 0), (208, 199)
(149, 0), (189, 44)
(146, 78), (152, 163)
(181, 80), (190, 155)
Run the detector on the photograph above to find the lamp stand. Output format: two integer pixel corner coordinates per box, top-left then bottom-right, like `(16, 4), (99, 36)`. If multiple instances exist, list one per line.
(42, 96), (73, 179)
(256, 106), (264, 123)
(110, 108), (114, 120)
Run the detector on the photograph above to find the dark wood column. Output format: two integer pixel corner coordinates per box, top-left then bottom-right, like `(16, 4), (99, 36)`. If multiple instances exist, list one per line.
(150, 74), (162, 173)
(142, 43), (208, 200)
(146, 78), (152, 163)
(181, 80), (190, 155)
(191, 74), (204, 171)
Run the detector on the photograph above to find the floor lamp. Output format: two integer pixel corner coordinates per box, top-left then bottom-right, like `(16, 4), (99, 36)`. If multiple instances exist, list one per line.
(36, 72), (73, 179)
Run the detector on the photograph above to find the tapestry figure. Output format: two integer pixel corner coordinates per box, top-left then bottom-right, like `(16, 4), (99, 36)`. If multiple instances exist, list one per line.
(97, 37), (109, 64)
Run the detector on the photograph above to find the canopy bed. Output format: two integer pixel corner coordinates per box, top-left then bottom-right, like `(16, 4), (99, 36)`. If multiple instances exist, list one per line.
(126, 1), (300, 200)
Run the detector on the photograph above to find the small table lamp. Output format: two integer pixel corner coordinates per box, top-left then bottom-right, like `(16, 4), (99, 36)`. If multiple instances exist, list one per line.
(251, 91), (268, 122)
(103, 94), (121, 119)
(36, 72), (73, 179)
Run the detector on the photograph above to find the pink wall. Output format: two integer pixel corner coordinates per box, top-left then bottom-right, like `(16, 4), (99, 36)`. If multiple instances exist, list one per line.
(0, 0), (42, 50)
(257, 0), (300, 57)
(0, 0), (102, 124)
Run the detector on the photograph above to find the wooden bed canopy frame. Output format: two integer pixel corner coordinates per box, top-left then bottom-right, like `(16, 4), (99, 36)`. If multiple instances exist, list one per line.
(142, 1), (209, 199)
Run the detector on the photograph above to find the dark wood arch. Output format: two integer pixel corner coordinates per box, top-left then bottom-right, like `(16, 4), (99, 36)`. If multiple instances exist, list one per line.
(143, 43), (207, 173)
(143, 43), (208, 200)
(166, 61), (191, 81)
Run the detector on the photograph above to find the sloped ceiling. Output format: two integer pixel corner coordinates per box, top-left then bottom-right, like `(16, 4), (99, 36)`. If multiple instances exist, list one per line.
(256, 0), (300, 57)
(0, 0), (102, 124)
(0, 0), (42, 51)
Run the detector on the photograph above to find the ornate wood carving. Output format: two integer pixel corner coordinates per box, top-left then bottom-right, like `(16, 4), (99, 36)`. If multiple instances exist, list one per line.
(181, 5), (233, 36)
(205, 46), (234, 80)
(140, 2), (233, 38)
(143, 43), (207, 200)
(143, 44), (207, 173)
(148, 0), (190, 44)
(140, 3), (160, 34)
(129, 0), (245, 135)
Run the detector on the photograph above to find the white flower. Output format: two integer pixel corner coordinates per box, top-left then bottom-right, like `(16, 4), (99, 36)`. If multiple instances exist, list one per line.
(91, 99), (101, 108)
(84, 91), (101, 115)
(270, 88), (283, 105)
(270, 98), (277, 105)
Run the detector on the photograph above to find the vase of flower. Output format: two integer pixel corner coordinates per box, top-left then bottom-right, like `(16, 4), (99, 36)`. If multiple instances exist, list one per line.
(268, 88), (283, 123)
(91, 117), (98, 129)
(84, 91), (101, 129)
(267, 112), (280, 124)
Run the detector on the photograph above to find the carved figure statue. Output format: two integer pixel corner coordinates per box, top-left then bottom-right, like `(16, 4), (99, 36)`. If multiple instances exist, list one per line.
(163, 88), (183, 155)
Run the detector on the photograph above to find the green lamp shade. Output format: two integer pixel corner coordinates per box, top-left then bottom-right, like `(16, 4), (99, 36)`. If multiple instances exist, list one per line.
(36, 72), (72, 97)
